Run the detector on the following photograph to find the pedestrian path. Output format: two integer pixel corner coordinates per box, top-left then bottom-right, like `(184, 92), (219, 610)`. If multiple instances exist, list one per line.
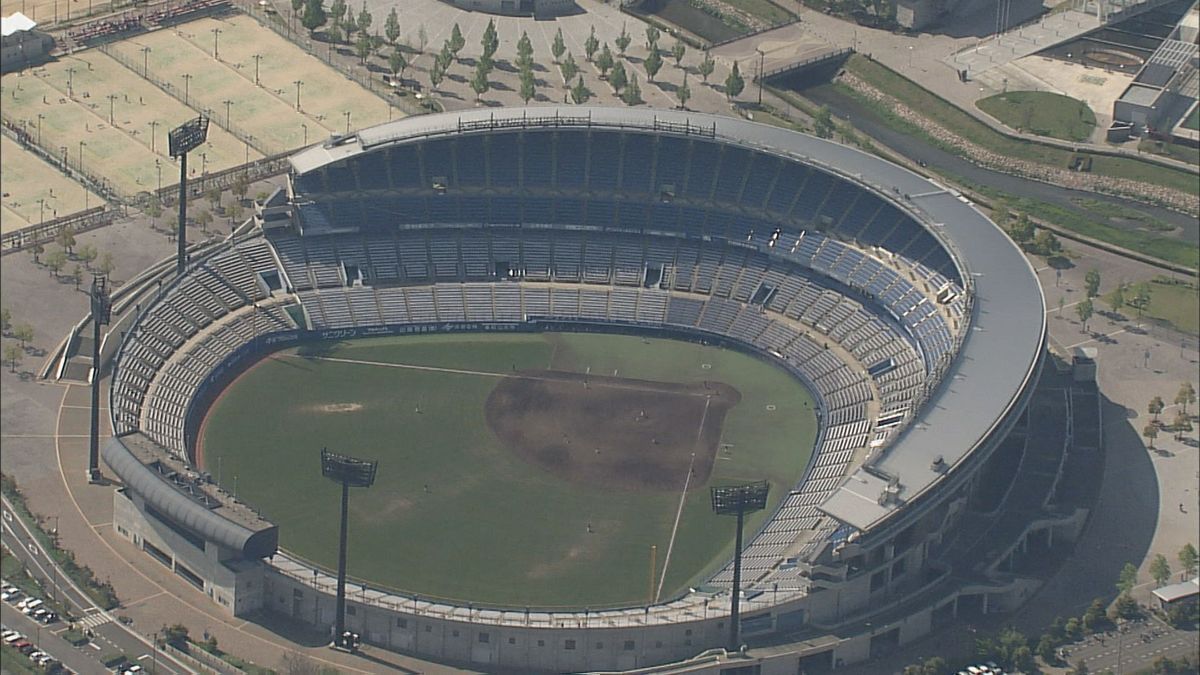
(76, 611), (112, 630)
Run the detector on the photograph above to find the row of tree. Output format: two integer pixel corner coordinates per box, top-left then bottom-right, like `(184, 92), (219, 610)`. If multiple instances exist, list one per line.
(1, 308), (35, 373)
(1143, 382), (1197, 448)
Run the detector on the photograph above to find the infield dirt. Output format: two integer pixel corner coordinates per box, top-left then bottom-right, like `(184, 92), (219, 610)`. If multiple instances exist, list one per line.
(486, 370), (740, 492)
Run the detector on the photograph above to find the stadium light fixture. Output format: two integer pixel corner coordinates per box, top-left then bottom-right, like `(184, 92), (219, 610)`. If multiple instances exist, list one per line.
(169, 116), (209, 277)
(710, 480), (769, 652)
(321, 448), (378, 651)
(87, 274), (112, 483)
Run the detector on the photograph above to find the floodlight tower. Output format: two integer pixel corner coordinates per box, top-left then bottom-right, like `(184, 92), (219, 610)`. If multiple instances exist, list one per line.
(168, 116), (210, 277)
(711, 480), (769, 652)
(86, 274), (112, 483)
(320, 448), (378, 651)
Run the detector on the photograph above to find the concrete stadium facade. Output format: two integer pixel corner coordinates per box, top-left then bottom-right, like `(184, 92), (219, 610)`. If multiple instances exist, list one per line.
(103, 106), (1047, 672)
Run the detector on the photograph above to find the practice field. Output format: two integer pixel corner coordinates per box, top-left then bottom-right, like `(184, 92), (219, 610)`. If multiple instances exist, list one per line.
(109, 14), (397, 154)
(200, 332), (817, 607)
(1, 51), (258, 197)
(1, 136), (103, 233)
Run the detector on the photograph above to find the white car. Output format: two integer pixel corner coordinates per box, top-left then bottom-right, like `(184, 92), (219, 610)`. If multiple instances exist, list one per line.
(0, 589), (22, 602)
(2, 631), (24, 644)
(19, 597), (43, 614)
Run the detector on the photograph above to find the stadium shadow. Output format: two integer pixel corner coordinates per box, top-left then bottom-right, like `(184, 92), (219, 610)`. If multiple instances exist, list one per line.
(1012, 392), (1160, 631)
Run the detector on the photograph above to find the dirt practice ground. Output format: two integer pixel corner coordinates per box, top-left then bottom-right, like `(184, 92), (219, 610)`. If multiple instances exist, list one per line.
(486, 369), (740, 491)
(0, 135), (103, 232)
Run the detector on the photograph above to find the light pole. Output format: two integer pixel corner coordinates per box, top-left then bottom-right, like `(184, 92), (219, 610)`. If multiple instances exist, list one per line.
(140, 45), (151, 76)
(252, 53), (263, 85)
(201, 152), (207, 176)
(36, 113), (43, 145)
(301, 122), (308, 145)
(66, 67), (74, 97)
(169, 116), (210, 276)
(211, 27), (222, 59)
(223, 98), (234, 126)
(106, 93), (117, 125)
(77, 140), (85, 168)
(294, 79), (303, 111)
(711, 480), (769, 652)
(182, 73), (192, 106)
(756, 47), (764, 106)
(320, 448), (378, 652)
(155, 158), (162, 192)
(149, 120), (158, 153)
(87, 274), (112, 482)
(245, 135), (253, 164)
(38, 198), (45, 225)
(343, 110), (351, 134)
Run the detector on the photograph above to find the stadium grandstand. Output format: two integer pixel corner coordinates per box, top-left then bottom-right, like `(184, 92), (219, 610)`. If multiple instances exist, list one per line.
(100, 106), (1047, 671)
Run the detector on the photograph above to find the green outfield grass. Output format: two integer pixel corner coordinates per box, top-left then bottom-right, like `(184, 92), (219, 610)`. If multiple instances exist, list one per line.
(200, 332), (817, 608)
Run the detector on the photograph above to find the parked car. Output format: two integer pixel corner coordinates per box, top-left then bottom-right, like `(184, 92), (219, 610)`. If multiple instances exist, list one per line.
(3, 631), (25, 644)
(20, 597), (44, 614)
(1, 588), (23, 602)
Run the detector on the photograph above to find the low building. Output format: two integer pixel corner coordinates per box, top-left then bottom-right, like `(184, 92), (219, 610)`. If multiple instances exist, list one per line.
(1, 12), (53, 73)
(1151, 577), (1200, 611)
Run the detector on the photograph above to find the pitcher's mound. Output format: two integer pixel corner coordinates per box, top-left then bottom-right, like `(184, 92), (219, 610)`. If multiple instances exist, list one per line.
(485, 370), (740, 492)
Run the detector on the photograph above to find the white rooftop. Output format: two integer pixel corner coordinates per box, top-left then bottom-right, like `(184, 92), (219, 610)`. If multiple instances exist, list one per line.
(1, 12), (36, 37)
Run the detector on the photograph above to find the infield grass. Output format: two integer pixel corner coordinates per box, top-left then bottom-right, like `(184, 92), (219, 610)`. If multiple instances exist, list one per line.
(200, 331), (817, 608)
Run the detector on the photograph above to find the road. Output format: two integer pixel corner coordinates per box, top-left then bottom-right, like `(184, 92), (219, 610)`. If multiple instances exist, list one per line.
(1059, 617), (1200, 673)
(1, 495), (191, 675)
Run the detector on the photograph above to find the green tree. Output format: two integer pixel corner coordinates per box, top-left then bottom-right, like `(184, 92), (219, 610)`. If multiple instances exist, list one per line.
(644, 47), (663, 82)
(71, 264), (83, 290)
(698, 51), (715, 82)
(1, 307), (10, 334)
(1118, 562), (1139, 595)
(31, 242), (44, 264)
(301, 0), (327, 36)
(1176, 382), (1196, 415)
(1150, 553), (1172, 587)
(623, 72), (641, 106)
(356, 2), (372, 35)
(1011, 646), (1035, 672)
(417, 24), (428, 53)
(1085, 268), (1101, 298)
(355, 33), (372, 64)
(517, 30), (533, 63)
(55, 227), (76, 254)
(1008, 213), (1034, 246)
(1179, 543), (1198, 578)
(480, 19), (497, 59)
(609, 61), (627, 93)
(561, 52), (579, 85)
(1105, 283), (1125, 316)
(584, 26), (599, 62)
(814, 105), (835, 139)
(326, 22), (343, 45)
(437, 42), (454, 73)
(1143, 422), (1158, 449)
(1070, 660), (1089, 675)
(13, 323), (34, 348)
(551, 28), (566, 63)
(449, 22), (466, 59)
(429, 58), (444, 91)
(291, 0), (303, 14)
(1149, 395), (1165, 422)
(570, 76), (591, 104)
(389, 48), (408, 81)
(644, 25), (659, 51)
(98, 249), (114, 276)
(1033, 229), (1060, 256)
(596, 43), (614, 78)
(46, 248), (67, 278)
(519, 68), (536, 104)
(1064, 616), (1082, 641)
(671, 38), (686, 67)
(724, 61), (744, 100)
(196, 209), (214, 232)
(1076, 298), (1093, 333)
(1172, 410), (1192, 441)
(384, 7), (399, 44)
(470, 61), (490, 102)
(1112, 593), (1141, 620)
(677, 72), (691, 109)
(1131, 282), (1151, 325)
(78, 243), (97, 267)
(1036, 635), (1057, 664)
(614, 23), (631, 56)
(4, 342), (22, 372)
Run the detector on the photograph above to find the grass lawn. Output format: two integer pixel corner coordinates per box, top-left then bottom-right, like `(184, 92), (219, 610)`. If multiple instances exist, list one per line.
(1143, 278), (1200, 336)
(723, 0), (796, 26)
(201, 332), (816, 608)
(977, 91), (1096, 142)
(843, 55), (1197, 195)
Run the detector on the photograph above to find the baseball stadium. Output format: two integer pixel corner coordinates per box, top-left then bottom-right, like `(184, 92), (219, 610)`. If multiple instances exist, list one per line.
(100, 105), (1048, 671)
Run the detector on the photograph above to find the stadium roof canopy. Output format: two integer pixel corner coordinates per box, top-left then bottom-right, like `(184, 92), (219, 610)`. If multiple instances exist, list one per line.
(293, 106), (1046, 536)
(1, 12), (36, 37)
